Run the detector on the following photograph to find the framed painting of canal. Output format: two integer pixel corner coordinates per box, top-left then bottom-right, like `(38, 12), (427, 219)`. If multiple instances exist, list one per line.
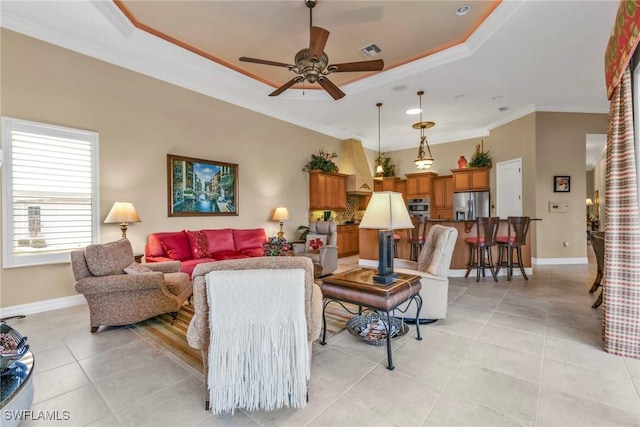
(167, 154), (238, 217)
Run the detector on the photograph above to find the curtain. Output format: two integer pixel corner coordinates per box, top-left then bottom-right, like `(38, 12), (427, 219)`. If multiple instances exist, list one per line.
(604, 64), (640, 359)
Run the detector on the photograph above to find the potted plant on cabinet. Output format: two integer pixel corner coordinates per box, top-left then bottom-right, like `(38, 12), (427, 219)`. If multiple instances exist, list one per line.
(468, 143), (491, 168)
(303, 149), (339, 173)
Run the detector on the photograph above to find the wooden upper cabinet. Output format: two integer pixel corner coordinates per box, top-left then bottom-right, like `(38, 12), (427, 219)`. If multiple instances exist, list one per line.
(431, 175), (453, 219)
(309, 170), (347, 209)
(451, 168), (490, 192)
(374, 177), (407, 202)
(405, 172), (437, 199)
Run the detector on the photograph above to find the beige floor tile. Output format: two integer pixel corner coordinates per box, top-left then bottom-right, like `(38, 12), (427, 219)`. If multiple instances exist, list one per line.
(624, 356), (640, 379)
(193, 412), (261, 426)
(114, 375), (210, 427)
(544, 337), (628, 376)
(86, 414), (123, 427)
(537, 386), (640, 427)
(495, 301), (548, 321)
(66, 327), (143, 360)
(466, 341), (542, 384)
(443, 362), (539, 424)
(545, 323), (604, 348)
(308, 365), (440, 427)
(451, 294), (501, 311)
(478, 324), (545, 356)
(541, 358), (640, 413)
(31, 344), (76, 373)
(463, 287), (507, 300)
(427, 316), (486, 339)
(501, 294), (551, 310)
(392, 338), (463, 391)
(415, 327), (475, 359)
(23, 384), (111, 427)
(487, 312), (546, 336)
(446, 303), (494, 324)
(32, 361), (91, 404)
(424, 390), (529, 427)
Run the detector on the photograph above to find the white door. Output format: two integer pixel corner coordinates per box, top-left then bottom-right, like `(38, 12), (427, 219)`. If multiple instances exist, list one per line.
(496, 158), (522, 217)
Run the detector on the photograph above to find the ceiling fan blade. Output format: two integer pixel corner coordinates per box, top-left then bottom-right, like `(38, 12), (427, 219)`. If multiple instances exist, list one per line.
(239, 57), (293, 68)
(269, 77), (303, 97)
(318, 77), (345, 100)
(309, 26), (330, 60)
(328, 59), (384, 73)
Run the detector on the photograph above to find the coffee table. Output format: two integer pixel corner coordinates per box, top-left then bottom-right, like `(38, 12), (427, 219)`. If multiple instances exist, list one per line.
(320, 268), (423, 370)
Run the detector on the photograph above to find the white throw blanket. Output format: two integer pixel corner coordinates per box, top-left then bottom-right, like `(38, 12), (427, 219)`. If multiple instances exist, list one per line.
(206, 268), (309, 414)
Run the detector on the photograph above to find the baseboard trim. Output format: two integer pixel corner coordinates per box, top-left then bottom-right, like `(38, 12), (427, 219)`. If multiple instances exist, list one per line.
(532, 257), (588, 265)
(0, 295), (86, 318)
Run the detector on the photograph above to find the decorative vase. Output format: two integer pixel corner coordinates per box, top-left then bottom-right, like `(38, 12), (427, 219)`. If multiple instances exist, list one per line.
(457, 156), (468, 169)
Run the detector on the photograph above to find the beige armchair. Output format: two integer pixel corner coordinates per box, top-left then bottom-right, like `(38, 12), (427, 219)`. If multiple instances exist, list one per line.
(71, 238), (192, 332)
(292, 221), (338, 277)
(393, 224), (458, 321)
(186, 256), (323, 411)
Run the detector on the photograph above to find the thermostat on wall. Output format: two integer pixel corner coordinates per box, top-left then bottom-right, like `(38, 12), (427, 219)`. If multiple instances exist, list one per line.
(549, 201), (569, 212)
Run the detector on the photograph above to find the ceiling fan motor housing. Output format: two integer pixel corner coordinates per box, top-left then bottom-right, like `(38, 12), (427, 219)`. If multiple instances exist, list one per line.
(295, 48), (328, 83)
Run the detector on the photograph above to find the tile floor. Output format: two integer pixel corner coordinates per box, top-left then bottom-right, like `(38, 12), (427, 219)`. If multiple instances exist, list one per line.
(5, 254), (640, 426)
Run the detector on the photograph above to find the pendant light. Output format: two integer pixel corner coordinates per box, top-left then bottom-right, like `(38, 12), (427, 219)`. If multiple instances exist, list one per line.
(413, 90), (435, 169)
(375, 102), (384, 176)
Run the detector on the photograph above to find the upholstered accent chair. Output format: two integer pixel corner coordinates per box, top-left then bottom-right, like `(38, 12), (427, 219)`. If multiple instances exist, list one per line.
(292, 221), (338, 277)
(71, 238), (192, 332)
(393, 224), (458, 321)
(187, 256), (323, 411)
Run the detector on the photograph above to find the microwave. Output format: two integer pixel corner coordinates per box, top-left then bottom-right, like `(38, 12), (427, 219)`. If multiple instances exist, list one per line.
(407, 198), (430, 217)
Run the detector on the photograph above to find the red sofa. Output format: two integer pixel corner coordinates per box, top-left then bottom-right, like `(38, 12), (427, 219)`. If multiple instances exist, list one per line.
(145, 228), (268, 276)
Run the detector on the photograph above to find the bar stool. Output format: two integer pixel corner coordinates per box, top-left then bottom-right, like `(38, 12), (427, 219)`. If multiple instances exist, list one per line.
(408, 217), (426, 261)
(495, 216), (531, 281)
(587, 231), (605, 308)
(465, 217), (499, 282)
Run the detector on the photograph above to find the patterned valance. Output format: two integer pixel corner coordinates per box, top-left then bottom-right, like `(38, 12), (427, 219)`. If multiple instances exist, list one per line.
(605, 1), (640, 99)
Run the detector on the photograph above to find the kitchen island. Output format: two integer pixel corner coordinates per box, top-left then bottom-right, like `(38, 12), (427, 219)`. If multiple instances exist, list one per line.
(359, 218), (537, 277)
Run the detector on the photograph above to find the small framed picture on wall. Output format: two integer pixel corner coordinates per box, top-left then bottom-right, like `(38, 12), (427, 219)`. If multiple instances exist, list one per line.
(553, 175), (570, 193)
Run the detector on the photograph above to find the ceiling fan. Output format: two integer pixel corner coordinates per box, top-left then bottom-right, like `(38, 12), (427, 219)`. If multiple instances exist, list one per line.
(239, 0), (384, 100)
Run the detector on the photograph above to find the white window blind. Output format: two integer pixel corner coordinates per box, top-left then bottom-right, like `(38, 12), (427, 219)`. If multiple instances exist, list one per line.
(2, 117), (99, 267)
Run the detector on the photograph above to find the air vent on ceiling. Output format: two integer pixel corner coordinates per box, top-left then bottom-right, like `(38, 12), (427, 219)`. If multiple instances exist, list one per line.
(359, 43), (382, 57)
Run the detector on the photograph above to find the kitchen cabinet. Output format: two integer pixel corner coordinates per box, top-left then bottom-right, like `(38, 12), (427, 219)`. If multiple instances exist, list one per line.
(373, 178), (407, 201)
(309, 170), (347, 210)
(337, 224), (359, 257)
(451, 168), (490, 192)
(431, 175), (453, 219)
(405, 172), (437, 199)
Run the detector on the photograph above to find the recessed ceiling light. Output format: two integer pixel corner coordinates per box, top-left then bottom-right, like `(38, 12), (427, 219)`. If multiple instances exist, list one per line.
(455, 94), (466, 100)
(498, 106), (510, 112)
(492, 96), (503, 101)
(406, 108), (422, 115)
(455, 5), (472, 16)
(392, 85), (408, 92)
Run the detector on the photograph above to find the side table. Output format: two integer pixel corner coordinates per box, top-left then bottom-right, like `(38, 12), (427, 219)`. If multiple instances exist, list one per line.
(134, 253), (144, 263)
(320, 268), (422, 370)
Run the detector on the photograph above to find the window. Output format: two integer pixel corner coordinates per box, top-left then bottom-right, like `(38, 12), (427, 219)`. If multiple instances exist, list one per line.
(2, 117), (99, 267)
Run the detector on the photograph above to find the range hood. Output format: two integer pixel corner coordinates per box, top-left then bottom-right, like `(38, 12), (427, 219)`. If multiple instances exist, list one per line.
(340, 138), (374, 195)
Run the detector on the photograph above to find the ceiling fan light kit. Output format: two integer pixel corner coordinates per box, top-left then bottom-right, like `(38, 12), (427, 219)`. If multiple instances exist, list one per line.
(413, 90), (435, 169)
(239, 0), (384, 100)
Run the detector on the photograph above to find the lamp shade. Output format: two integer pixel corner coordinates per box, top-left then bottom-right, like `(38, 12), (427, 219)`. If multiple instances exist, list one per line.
(272, 207), (290, 222)
(359, 192), (413, 230)
(104, 202), (141, 224)
(586, 198), (594, 206)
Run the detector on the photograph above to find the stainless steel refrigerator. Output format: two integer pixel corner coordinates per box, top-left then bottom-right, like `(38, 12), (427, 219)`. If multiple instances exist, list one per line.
(454, 191), (490, 220)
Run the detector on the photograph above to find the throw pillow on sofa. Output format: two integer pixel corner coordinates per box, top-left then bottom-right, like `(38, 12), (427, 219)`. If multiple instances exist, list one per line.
(186, 230), (210, 259)
(306, 234), (327, 253)
(158, 232), (191, 261)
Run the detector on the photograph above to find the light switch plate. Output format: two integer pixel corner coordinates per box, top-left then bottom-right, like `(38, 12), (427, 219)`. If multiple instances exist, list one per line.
(549, 201), (569, 212)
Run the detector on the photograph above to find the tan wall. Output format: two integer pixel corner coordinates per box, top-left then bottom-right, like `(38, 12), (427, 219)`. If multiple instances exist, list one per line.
(0, 30), (340, 308)
(592, 154), (607, 229)
(535, 112), (608, 258)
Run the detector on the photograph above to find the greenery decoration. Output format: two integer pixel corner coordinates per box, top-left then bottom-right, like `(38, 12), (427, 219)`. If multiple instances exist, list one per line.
(297, 225), (310, 241)
(263, 236), (292, 256)
(468, 142), (492, 168)
(376, 156), (395, 177)
(303, 149), (339, 172)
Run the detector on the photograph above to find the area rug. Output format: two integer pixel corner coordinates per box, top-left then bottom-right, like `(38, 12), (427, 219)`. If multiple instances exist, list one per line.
(134, 301), (355, 373)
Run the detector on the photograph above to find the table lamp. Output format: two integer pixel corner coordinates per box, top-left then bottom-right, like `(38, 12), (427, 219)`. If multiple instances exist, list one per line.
(359, 191), (414, 284)
(272, 206), (290, 239)
(586, 198), (593, 219)
(104, 201), (141, 239)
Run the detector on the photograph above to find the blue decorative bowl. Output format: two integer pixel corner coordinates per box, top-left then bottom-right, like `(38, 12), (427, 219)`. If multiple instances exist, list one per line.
(0, 323), (29, 371)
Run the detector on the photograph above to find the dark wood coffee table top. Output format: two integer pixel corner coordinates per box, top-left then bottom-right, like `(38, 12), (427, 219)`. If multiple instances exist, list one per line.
(321, 268), (420, 296)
